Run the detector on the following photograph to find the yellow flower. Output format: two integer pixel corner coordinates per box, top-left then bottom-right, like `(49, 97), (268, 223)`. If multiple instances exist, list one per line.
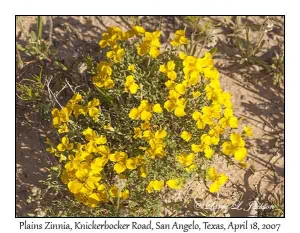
(107, 45), (125, 63)
(159, 61), (177, 80)
(181, 131), (192, 142)
(244, 126), (253, 137)
(171, 30), (188, 47)
(87, 98), (100, 121)
(206, 167), (228, 193)
(91, 157), (108, 173)
(204, 146), (214, 159)
(126, 158), (138, 170)
(68, 180), (83, 194)
(176, 153), (195, 167)
(46, 146), (56, 154)
(73, 104), (87, 117)
(219, 107), (238, 129)
(206, 167), (218, 181)
(202, 105), (221, 120)
(139, 166), (148, 178)
(45, 137), (52, 146)
(201, 134), (215, 146)
(57, 136), (74, 151)
(152, 103), (163, 113)
(51, 107), (70, 128)
(214, 174), (228, 190)
(125, 75), (139, 94)
(97, 145), (111, 157)
(67, 93), (83, 110)
(182, 56), (201, 85)
(92, 61), (115, 89)
(119, 189), (129, 199)
(155, 129), (167, 139)
(128, 64), (135, 72)
(75, 168), (89, 181)
(222, 141), (235, 155)
(209, 182), (221, 193)
(191, 144), (205, 153)
(133, 127), (143, 139)
(87, 193), (101, 208)
(175, 82), (188, 95)
(109, 151), (128, 174)
(193, 109), (216, 127)
(230, 133), (245, 147)
(185, 164), (197, 172)
(132, 26), (146, 36)
(165, 80), (176, 89)
(166, 179), (182, 189)
(146, 180), (164, 193)
(164, 98), (187, 117)
(109, 186), (119, 198)
(192, 91), (201, 98)
(128, 108), (140, 120)
(89, 108), (100, 121)
(99, 26), (122, 48)
(126, 26), (146, 38)
(140, 122), (150, 130)
(114, 163), (126, 174)
(234, 147), (248, 161)
(222, 133), (247, 161)
(129, 100), (153, 121)
(179, 51), (187, 60)
(58, 123), (69, 134)
(82, 127), (107, 144)
(137, 31), (161, 58)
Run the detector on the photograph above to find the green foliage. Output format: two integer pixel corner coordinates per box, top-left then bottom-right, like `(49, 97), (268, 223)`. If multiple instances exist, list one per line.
(16, 66), (45, 101)
(222, 16), (284, 86)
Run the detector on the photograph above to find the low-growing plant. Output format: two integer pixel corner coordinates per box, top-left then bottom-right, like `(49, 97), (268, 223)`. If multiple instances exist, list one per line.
(221, 16), (284, 86)
(257, 184), (284, 217)
(16, 16), (55, 68)
(16, 66), (45, 102)
(43, 25), (253, 216)
(183, 16), (218, 57)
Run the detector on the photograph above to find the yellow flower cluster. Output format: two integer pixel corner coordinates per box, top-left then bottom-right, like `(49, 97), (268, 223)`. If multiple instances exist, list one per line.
(129, 100), (161, 121)
(51, 94), (101, 132)
(222, 133), (248, 161)
(92, 61), (114, 89)
(176, 153), (197, 172)
(146, 178), (183, 193)
(99, 26), (125, 48)
(46, 26), (253, 210)
(125, 75), (139, 94)
(93, 26), (161, 89)
(137, 30), (161, 58)
(171, 30), (188, 47)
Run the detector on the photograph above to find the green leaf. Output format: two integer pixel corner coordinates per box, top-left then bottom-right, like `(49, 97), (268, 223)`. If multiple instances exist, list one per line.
(209, 47), (217, 55)
(16, 43), (26, 51)
(30, 31), (37, 42)
(55, 61), (68, 71)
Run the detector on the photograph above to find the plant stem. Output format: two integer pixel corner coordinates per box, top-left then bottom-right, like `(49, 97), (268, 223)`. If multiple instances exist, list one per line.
(37, 16), (43, 41)
(159, 16), (163, 31)
(47, 16), (53, 48)
(16, 43), (24, 69)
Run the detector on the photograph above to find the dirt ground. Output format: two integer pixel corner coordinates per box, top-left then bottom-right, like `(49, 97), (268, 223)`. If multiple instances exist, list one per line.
(16, 16), (284, 217)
